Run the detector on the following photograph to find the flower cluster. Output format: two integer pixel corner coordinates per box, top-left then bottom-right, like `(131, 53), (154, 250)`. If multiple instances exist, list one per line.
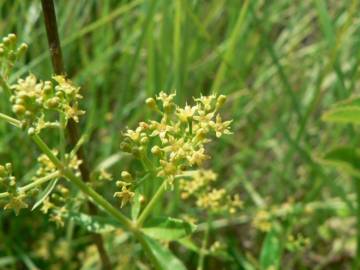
(179, 170), (243, 214)
(252, 200), (300, 232)
(0, 33), (27, 79)
(41, 184), (70, 227)
(114, 171), (135, 208)
(118, 92), (234, 209)
(0, 163), (28, 215)
(36, 150), (82, 178)
(10, 74), (84, 132)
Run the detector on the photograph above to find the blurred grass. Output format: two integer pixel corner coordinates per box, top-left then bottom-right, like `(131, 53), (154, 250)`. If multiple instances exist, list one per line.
(0, 0), (360, 269)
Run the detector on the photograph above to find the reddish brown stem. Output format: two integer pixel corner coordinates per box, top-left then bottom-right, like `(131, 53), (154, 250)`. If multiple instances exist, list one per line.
(40, 1), (112, 269)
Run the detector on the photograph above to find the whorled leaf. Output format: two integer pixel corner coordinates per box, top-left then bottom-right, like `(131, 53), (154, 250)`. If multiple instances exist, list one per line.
(141, 234), (187, 270)
(64, 211), (121, 233)
(142, 217), (196, 240)
(318, 146), (360, 177)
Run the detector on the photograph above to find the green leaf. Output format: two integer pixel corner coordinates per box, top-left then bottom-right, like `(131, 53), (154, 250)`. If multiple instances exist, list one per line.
(65, 211), (121, 233)
(177, 237), (201, 253)
(131, 191), (142, 220)
(142, 217), (196, 240)
(31, 178), (58, 211)
(322, 106), (360, 125)
(141, 234), (187, 270)
(260, 228), (281, 270)
(318, 146), (360, 177)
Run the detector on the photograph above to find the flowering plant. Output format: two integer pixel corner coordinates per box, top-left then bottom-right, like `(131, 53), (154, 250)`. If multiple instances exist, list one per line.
(0, 34), (238, 269)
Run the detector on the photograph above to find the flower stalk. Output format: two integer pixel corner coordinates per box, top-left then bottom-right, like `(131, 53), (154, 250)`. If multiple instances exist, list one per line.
(136, 180), (167, 227)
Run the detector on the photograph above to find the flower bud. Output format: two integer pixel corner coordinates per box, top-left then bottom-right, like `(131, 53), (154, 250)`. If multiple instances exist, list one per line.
(140, 136), (148, 144)
(25, 110), (33, 117)
(43, 83), (52, 95)
(8, 51), (15, 61)
(120, 142), (132, 153)
(46, 97), (60, 108)
(131, 147), (141, 158)
(7, 33), (16, 44)
(12, 104), (26, 115)
(55, 91), (64, 99)
(216, 95), (227, 110)
(5, 163), (12, 173)
(164, 103), (175, 114)
(146, 98), (157, 109)
(116, 180), (131, 188)
(2, 37), (10, 46)
(16, 43), (28, 58)
(28, 127), (35, 135)
(0, 165), (6, 177)
(139, 122), (149, 129)
(151, 146), (161, 155)
(121, 171), (132, 181)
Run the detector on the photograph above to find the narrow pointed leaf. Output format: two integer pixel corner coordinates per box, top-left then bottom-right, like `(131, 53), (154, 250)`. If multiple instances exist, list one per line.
(131, 191), (142, 220)
(141, 234), (187, 270)
(31, 178), (58, 211)
(260, 228), (281, 270)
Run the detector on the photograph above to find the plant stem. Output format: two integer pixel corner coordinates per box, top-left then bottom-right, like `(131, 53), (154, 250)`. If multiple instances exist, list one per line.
(136, 179), (167, 226)
(197, 216), (210, 270)
(354, 177), (360, 269)
(30, 133), (134, 230)
(41, 0), (112, 268)
(0, 113), (21, 128)
(0, 171), (60, 199)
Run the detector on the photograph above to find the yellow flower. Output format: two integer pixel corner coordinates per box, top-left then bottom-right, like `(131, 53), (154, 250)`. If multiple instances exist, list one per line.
(150, 120), (173, 140)
(176, 104), (197, 122)
(156, 91), (176, 109)
(211, 114), (232, 137)
(124, 126), (144, 142)
(194, 94), (216, 111)
(114, 187), (135, 208)
(187, 147), (209, 166)
(193, 110), (214, 132)
(4, 193), (28, 215)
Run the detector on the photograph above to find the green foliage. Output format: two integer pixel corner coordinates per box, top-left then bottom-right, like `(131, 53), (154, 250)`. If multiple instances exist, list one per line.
(141, 234), (187, 270)
(0, 0), (360, 269)
(142, 217), (196, 240)
(260, 228), (282, 270)
(319, 146), (360, 177)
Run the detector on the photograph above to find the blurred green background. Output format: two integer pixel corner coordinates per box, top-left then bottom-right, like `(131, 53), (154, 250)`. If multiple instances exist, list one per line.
(0, 0), (360, 269)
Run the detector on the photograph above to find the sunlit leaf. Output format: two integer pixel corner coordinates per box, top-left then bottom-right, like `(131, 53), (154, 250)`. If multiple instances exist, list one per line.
(322, 106), (360, 125)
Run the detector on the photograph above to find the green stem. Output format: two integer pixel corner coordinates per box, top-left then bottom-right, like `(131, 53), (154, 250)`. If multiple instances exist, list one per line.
(0, 74), (12, 96)
(136, 179), (167, 226)
(30, 133), (134, 231)
(0, 171), (60, 199)
(0, 113), (21, 128)
(354, 177), (360, 269)
(197, 216), (211, 270)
